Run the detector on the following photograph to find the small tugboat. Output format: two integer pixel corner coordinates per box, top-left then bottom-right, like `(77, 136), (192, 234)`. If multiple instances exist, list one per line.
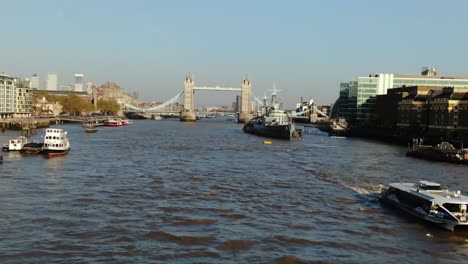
(41, 128), (70, 157)
(381, 181), (468, 231)
(243, 86), (302, 140)
(20, 140), (44, 155)
(406, 139), (468, 164)
(3, 136), (28, 151)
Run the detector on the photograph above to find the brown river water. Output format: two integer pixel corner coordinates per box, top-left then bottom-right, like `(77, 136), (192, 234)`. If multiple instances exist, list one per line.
(0, 119), (467, 263)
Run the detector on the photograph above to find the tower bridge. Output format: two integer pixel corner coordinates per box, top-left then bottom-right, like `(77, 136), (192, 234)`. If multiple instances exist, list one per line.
(123, 74), (254, 123)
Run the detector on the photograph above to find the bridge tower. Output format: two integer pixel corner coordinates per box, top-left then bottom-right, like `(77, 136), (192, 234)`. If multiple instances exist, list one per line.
(180, 74), (197, 121)
(238, 76), (253, 123)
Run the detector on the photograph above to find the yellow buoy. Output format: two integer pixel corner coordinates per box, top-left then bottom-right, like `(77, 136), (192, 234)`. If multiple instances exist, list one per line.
(263, 140), (272, 145)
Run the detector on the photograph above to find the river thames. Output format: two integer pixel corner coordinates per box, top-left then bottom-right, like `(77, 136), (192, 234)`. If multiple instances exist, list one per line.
(0, 119), (467, 263)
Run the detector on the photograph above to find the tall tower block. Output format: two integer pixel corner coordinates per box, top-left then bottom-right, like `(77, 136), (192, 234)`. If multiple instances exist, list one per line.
(238, 76), (252, 123)
(180, 74), (197, 121)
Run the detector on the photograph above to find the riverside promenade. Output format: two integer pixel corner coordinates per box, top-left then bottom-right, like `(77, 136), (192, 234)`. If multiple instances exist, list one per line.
(0, 117), (85, 136)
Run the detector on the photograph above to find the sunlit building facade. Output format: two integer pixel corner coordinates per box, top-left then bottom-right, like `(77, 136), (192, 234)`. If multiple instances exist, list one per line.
(46, 73), (58, 91)
(14, 77), (33, 117)
(74, 73), (84, 92)
(0, 74), (15, 118)
(30, 74), (40, 89)
(334, 68), (468, 124)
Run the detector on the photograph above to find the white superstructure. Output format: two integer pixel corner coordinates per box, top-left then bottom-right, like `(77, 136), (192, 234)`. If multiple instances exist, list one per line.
(42, 128), (70, 153)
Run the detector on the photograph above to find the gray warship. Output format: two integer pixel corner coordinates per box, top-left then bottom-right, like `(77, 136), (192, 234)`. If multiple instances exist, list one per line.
(243, 86), (302, 140)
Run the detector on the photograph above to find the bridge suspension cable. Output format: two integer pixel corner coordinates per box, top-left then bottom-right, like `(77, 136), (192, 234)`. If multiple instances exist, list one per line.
(252, 95), (264, 106)
(123, 91), (183, 112)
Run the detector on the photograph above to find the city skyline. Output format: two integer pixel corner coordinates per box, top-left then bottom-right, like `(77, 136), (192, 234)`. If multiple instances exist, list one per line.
(2, 0), (468, 107)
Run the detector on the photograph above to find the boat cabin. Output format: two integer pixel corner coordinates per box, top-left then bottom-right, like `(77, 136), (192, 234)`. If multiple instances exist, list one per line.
(417, 181), (442, 191)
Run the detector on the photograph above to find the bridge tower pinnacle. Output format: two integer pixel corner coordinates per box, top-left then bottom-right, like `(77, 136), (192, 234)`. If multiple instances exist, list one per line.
(238, 76), (253, 123)
(180, 73), (197, 121)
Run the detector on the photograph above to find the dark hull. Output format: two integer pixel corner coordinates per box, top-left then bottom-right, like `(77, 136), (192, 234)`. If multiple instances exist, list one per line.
(406, 147), (468, 165)
(84, 128), (99, 134)
(380, 190), (465, 231)
(41, 149), (69, 158)
(243, 122), (293, 140)
(380, 195), (455, 230)
(20, 142), (44, 155)
(291, 117), (310, 124)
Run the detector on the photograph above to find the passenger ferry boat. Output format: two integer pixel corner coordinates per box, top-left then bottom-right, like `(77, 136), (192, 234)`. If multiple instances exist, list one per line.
(41, 128), (70, 157)
(381, 181), (468, 231)
(103, 119), (122, 127)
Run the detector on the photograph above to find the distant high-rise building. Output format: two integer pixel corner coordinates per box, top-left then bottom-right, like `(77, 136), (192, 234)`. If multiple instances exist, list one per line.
(46, 73), (58, 91)
(235, 95), (241, 112)
(30, 74), (40, 89)
(74, 73), (84, 92)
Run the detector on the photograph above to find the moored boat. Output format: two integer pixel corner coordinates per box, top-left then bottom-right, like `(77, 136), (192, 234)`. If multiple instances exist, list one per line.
(41, 128), (70, 157)
(406, 139), (468, 165)
(83, 119), (104, 128)
(20, 140), (44, 155)
(329, 118), (348, 137)
(243, 86), (302, 140)
(5, 136), (28, 151)
(103, 119), (122, 127)
(381, 181), (468, 231)
(121, 119), (133, 125)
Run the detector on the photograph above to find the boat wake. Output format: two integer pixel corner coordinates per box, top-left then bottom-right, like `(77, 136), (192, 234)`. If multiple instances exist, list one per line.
(341, 182), (386, 195)
(297, 163), (385, 196)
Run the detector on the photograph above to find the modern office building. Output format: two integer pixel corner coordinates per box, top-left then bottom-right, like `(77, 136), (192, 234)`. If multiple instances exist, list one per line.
(30, 74), (40, 89)
(14, 77), (33, 117)
(0, 73), (15, 118)
(334, 67), (468, 124)
(74, 73), (84, 92)
(46, 73), (58, 91)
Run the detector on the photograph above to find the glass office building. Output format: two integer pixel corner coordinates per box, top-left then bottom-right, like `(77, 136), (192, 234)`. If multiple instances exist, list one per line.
(334, 68), (468, 124)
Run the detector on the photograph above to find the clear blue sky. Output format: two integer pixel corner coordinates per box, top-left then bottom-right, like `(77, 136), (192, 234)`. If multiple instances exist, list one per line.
(2, 0), (468, 108)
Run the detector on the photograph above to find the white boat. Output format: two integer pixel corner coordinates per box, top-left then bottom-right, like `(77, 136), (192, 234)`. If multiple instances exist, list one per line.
(381, 181), (468, 231)
(121, 119), (133, 125)
(6, 136), (28, 151)
(41, 128), (70, 157)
